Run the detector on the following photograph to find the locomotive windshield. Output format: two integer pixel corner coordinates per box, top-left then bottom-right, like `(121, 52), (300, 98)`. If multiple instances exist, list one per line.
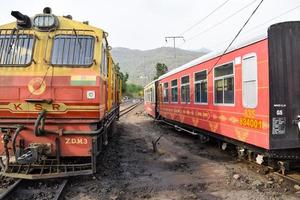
(51, 35), (94, 66)
(0, 34), (34, 66)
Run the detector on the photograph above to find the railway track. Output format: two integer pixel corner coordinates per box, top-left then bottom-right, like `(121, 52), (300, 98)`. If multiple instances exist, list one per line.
(160, 118), (300, 188)
(120, 100), (143, 117)
(0, 177), (21, 200)
(0, 177), (68, 200)
(241, 158), (300, 187)
(274, 171), (300, 185)
(0, 100), (141, 199)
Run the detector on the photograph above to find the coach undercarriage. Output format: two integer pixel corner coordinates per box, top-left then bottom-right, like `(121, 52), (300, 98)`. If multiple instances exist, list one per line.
(157, 117), (300, 175)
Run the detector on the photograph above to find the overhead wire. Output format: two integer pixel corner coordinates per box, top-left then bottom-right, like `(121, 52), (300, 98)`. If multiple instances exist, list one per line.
(180, 0), (231, 35)
(180, 0), (259, 47)
(207, 0), (264, 75)
(209, 3), (300, 51)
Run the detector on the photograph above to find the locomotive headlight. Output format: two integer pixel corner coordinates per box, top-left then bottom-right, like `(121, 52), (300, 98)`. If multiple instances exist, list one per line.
(87, 91), (96, 99)
(33, 14), (58, 31)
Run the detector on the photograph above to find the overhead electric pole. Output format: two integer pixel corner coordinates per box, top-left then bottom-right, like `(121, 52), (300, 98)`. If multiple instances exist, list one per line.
(165, 36), (185, 58)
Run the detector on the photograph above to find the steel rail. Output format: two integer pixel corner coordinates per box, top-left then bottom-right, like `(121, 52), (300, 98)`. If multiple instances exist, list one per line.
(53, 179), (68, 200)
(0, 178), (68, 200)
(156, 118), (300, 188)
(120, 102), (137, 113)
(0, 178), (22, 200)
(273, 172), (300, 185)
(245, 159), (300, 186)
(119, 101), (142, 117)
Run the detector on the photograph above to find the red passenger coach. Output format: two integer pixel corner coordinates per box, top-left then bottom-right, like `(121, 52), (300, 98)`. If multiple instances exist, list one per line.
(159, 38), (269, 148)
(145, 21), (300, 170)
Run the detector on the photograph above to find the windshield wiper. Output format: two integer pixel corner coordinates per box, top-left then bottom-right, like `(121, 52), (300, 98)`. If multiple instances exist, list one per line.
(73, 28), (82, 49)
(7, 28), (17, 54)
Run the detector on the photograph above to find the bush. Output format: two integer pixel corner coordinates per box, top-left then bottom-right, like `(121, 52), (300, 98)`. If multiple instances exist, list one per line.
(125, 83), (144, 98)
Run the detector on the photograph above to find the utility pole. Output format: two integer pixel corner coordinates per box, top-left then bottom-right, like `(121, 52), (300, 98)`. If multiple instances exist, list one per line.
(165, 36), (185, 58)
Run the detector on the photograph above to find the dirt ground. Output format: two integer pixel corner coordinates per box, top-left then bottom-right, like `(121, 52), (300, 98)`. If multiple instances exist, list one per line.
(64, 105), (300, 200)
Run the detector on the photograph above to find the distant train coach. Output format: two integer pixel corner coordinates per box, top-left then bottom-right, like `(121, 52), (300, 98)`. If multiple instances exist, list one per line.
(0, 8), (121, 179)
(145, 21), (300, 172)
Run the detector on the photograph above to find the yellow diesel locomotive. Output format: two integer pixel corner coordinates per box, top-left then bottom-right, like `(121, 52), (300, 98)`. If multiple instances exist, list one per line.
(0, 7), (121, 179)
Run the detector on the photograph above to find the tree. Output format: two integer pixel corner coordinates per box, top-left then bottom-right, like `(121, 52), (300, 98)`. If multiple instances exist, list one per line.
(154, 63), (168, 80)
(121, 72), (129, 93)
(126, 83), (144, 97)
(115, 63), (129, 93)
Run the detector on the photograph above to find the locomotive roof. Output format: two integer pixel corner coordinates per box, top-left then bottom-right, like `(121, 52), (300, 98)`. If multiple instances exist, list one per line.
(158, 33), (267, 81)
(0, 15), (104, 33)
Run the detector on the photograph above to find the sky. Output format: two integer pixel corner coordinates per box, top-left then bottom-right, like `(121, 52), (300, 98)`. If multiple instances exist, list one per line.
(1, 0), (300, 51)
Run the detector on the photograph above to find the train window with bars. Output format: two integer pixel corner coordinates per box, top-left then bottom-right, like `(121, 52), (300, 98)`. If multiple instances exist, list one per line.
(150, 87), (155, 103)
(0, 34), (34, 66)
(51, 35), (94, 66)
(147, 89), (150, 102)
(163, 82), (169, 103)
(144, 89), (148, 102)
(145, 89), (149, 102)
(242, 53), (258, 108)
(171, 79), (178, 103)
(149, 88), (152, 102)
(181, 75), (190, 103)
(194, 70), (207, 103)
(214, 62), (234, 104)
(148, 89), (150, 102)
(148, 88), (151, 102)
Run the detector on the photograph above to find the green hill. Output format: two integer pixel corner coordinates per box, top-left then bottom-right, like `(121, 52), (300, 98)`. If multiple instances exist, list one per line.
(111, 47), (208, 86)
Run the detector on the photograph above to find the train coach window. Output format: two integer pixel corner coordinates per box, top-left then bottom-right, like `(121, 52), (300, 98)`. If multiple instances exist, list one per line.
(150, 88), (153, 103)
(242, 54), (258, 108)
(51, 35), (94, 66)
(145, 88), (150, 102)
(214, 62), (234, 104)
(171, 79), (178, 102)
(195, 70), (207, 103)
(0, 34), (34, 66)
(163, 82), (169, 103)
(181, 75), (190, 103)
(151, 86), (156, 103)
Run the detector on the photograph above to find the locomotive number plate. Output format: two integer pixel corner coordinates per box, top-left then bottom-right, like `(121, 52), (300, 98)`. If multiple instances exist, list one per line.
(239, 117), (263, 129)
(65, 138), (88, 144)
